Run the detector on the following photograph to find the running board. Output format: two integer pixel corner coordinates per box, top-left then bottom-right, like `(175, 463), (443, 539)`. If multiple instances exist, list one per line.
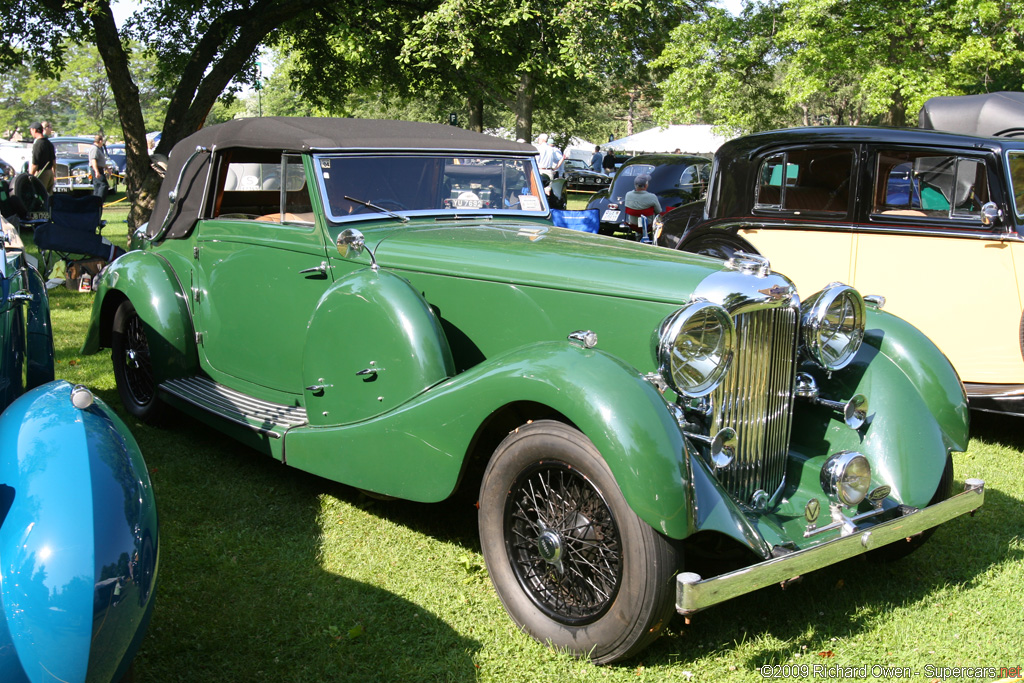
(161, 376), (308, 439)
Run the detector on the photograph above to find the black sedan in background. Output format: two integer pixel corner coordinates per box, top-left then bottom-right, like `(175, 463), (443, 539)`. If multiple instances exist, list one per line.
(585, 154), (710, 236)
(562, 158), (611, 193)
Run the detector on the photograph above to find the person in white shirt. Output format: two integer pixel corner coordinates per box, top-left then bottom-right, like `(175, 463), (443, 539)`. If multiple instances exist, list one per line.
(534, 133), (564, 180)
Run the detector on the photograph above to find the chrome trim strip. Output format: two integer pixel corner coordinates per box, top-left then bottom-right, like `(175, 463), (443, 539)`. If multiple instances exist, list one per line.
(161, 376), (308, 439)
(718, 218), (1023, 242)
(676, 479), (984, 614)
(964, 382), (1024, 398)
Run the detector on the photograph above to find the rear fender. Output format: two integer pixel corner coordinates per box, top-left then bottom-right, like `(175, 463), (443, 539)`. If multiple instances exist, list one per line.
(303, 268), (455, 425)
(82, 250), (198, 382)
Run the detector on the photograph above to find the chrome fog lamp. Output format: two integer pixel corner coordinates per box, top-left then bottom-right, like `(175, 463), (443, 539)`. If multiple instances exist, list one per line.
(820, 451), (872, 506)
(658, 301), (735, 397)
(801, 283), (865, 371)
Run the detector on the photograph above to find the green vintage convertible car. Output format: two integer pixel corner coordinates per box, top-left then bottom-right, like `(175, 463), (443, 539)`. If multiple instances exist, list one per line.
(84, 118), (984, 663)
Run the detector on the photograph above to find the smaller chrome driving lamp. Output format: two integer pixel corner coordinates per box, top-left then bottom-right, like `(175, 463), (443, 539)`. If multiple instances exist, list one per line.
(820, 451), (872, 506)
(794, 373), (869, 430)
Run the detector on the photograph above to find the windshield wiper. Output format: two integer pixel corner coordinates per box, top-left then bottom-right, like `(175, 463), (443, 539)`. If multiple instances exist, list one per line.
(344, 195), (409, 223)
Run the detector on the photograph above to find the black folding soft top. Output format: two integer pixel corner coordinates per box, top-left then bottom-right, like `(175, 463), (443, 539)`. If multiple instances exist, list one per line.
(147, 117), (537, 239)
(918, 92), (1024, 138)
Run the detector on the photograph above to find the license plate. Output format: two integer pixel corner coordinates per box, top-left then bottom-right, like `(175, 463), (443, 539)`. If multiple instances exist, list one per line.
(602, 210), (620, 222)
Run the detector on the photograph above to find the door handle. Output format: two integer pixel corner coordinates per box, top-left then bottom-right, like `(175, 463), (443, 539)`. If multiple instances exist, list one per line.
(299, 261), (328, 276)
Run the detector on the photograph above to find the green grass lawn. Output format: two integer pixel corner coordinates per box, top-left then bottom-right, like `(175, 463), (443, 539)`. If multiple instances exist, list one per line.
(30, 192), (1024, 682)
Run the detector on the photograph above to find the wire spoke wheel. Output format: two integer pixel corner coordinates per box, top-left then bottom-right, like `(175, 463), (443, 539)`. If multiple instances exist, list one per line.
(479, 420), (678, 664)
(505, 462), (622, 624)
(112, 300), (166, 422)
(122, 311), (155, 406)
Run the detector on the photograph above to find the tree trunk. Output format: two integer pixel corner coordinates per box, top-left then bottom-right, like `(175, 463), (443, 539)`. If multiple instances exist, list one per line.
(514, 72), (535, 142)
(468, 95), (483, 133)
(88, 0), (155, 228)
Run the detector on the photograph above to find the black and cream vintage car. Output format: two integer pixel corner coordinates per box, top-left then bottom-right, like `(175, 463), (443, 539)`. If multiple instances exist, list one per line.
(658, 124), (1024, 417)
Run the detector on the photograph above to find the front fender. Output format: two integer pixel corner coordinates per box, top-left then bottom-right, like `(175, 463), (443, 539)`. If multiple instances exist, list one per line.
(82, 249), (198, 383)
(0, 381), (159, 683)
(285, 343), (697, 538)
(789, 307), (969, 508)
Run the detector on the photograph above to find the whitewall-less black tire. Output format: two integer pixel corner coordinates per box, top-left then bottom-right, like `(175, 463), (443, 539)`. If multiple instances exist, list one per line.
(478, 420), (679, 664)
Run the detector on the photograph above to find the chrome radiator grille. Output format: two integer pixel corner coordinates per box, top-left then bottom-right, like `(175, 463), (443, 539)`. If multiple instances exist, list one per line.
(709, 305), (798, 506)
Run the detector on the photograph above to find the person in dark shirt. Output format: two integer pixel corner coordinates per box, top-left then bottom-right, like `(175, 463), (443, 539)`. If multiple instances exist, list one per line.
(602, 150), (617, 175)
(28, 122), (56, 194)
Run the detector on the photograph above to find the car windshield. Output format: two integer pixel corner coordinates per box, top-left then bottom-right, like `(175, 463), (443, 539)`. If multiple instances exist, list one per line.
(52, 140), (92, 156)
(314, 154), (546, 222)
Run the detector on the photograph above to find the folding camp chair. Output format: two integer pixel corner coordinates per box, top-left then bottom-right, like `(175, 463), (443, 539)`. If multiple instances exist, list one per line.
(550, 208), (600, 233)
(33, 193), (124, 277)
(624, 206), (656, 243)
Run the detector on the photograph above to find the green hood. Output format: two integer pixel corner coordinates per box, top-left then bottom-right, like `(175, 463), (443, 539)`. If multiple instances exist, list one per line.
(365, 221), (725, 305)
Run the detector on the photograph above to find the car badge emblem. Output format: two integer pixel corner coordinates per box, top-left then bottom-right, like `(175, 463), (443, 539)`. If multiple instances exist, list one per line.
(759, 284), (791, 301)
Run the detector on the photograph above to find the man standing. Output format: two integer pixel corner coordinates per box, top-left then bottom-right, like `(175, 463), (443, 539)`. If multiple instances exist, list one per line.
(590, 145), (603, 172)
(88, 134), (110, 198)
(28, 122), (56, 194)
(602, 149), (617, 175)
(534, 133), (564, 180)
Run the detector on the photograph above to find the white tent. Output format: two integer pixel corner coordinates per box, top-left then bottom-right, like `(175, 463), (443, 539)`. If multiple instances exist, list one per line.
(604, 125), (731, 155)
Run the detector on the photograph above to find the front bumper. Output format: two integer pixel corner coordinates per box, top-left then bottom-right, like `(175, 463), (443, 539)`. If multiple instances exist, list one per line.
(676, 478), (985, 614)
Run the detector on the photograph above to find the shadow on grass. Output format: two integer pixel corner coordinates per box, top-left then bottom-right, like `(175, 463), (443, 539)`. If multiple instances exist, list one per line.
(639, 481), (1013, 670)
(104, 382), (1015, 679)
(123, 414), (481, 683)
(969, 409), (1024, 449)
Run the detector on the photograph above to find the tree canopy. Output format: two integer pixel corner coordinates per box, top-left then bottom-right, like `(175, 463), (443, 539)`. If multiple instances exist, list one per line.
(656, 0), (1024, 133)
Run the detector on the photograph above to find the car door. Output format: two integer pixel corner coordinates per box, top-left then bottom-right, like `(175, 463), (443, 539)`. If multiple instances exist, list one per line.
(735, 146), (859, 297)
(192, 154), (331, 395)
(851, 146), (1024, 385)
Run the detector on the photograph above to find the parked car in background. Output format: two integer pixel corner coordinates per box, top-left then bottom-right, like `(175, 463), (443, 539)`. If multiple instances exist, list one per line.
(659, 125), (1024, 417)
(586, 153), (710, 236)
(561, 157), (612, 193)
(105, 142), (127, 191)
(0, 158), (13, 182)
(50, 136), (118, 194)
(84, 117), (982, 664)
(1, 218), (159, 682)
(0, 141), (30, 174)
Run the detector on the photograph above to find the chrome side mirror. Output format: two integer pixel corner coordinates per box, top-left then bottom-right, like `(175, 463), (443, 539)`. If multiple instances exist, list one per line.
(337, 228), (365, 258)
(981, 201), (1003, 227)
(337, 228), (378, 271)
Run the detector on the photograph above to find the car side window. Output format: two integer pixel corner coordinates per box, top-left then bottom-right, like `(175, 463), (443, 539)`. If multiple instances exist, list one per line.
(754, 149), (853, 214)
(873, 150), (990, 221)
(211, 152), (314, 224)
(1008, 151), (1024, 218)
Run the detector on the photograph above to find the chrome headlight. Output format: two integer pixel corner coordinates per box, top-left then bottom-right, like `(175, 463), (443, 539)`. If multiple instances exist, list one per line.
(820, 451), (871, 506)
(801, 283), (865, 371)
(657, 301), (735, 397)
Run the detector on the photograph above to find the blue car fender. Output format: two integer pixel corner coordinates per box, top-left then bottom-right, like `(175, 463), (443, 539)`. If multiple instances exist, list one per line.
(0, 381), (158, 683)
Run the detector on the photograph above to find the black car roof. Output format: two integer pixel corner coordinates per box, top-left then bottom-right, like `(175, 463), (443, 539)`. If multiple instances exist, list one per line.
(167, 117), (536, 156)
(715, 125), (1024, 159)
(149, 117), (538, 240)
